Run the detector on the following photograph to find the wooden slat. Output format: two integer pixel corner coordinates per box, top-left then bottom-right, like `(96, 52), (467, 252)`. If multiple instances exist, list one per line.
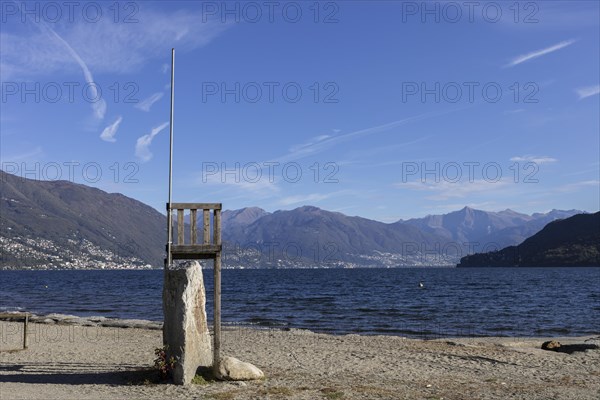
(171, 253), (218, 260)
(203, 209), (210, 244)
(190, 209), (197, 245)
(0, 312), (30, 318)
(214, 209), (221, 246)
(213, 251), (222, 374)
(170, 244), (222, 253)
(171, 244), (221, 254)
(170, 202), (221, 210)
(177, 209), (184, 245)
(24, 313), (28, 349)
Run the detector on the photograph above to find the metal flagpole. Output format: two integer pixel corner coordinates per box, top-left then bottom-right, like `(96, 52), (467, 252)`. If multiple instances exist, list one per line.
(166, 48), (175, 268)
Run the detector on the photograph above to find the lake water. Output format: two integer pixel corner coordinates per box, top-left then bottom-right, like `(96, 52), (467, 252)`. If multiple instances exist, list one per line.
(1, 268), (599, 338)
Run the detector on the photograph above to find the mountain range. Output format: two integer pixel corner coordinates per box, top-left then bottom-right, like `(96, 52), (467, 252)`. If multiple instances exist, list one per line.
(0, 170), (588, 269)
(399, 207), (583, 250)
(458, 212), (600, 267)
(221, 205), (585, 267)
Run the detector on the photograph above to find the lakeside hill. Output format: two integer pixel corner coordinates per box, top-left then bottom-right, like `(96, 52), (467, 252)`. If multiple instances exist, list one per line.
(1, 170), (166, 268)
(0, 170), (586, 269)
(457, 212), (600, 267)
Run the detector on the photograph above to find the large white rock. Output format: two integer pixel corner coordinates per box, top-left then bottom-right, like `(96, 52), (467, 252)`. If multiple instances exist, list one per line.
(163, 261), (212, 384)
(217, 356), (265, 381)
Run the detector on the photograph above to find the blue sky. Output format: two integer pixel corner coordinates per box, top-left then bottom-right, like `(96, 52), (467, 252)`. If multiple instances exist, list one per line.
(1, 0), (598, 221)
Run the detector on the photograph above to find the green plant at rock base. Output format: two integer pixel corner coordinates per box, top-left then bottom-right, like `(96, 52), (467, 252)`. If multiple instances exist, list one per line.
(154, 346), (176, 380)
(194, 366), (218, 384)
(321, 387), (344, 399)
(192, 374), (210, 385)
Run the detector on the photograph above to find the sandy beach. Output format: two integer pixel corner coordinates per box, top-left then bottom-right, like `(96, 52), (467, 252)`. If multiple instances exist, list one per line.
(0, 319), (598, 400)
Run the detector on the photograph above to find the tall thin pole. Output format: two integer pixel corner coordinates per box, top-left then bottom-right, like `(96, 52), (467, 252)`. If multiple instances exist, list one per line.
(166, 48), (175, 268)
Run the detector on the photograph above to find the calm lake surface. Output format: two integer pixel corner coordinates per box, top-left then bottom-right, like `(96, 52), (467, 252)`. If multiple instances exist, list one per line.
(1, 268), (599, 338)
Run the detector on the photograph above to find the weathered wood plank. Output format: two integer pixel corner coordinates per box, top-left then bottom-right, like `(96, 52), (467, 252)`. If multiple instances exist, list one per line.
(214, 209), (221, 246)
(213, 251), (222, 374)
(170, 203), (221, 210)
(177, 209), (184, 245)
(203, 209), (210, 244)
(24, 313), (28, 349)
(170, 253), (218, 260)
(0, 312), (31, 318)
(190, 209), (197, 245)
(170, 244), (222, 254)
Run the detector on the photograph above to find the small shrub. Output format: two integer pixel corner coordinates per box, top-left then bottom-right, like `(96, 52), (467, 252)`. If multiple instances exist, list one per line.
(154, 346), (176, 380)
(192, 374), (210, 385)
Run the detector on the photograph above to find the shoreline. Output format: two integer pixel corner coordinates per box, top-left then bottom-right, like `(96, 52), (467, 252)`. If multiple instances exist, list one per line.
(1, 312), (599, 341)
(4, 266), (600, 271)
(2, 312), (600, 340)
(0, 312), (163, 330)
(1, 319), (599, 399)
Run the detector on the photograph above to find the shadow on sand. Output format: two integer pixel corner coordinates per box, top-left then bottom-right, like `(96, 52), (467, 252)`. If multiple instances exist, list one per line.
(0, 361), (157, 385)
(554, 344), (599, 354)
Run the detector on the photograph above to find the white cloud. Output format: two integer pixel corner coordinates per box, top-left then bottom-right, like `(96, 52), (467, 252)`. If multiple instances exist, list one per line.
(0, 8), (230, 79)
(557, 180), (600, 193)
(100, 116), (123, 142)
(395, 179), (511, 201)
(135, 92), (164, 112)
(135, 122), (169, 162)
(0, 147), (43, 163)
(314, 135), (331, 141)
(279, 193), (333, 206)
(288, 134), (332, 153)
(279, 108), (465, 163)
(510, 155), (557, 164)
(29, 23), (107, 119)
(200, 170), (280, 196)
(576, 85), (600, 100)
(505, 39), (576, 67)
